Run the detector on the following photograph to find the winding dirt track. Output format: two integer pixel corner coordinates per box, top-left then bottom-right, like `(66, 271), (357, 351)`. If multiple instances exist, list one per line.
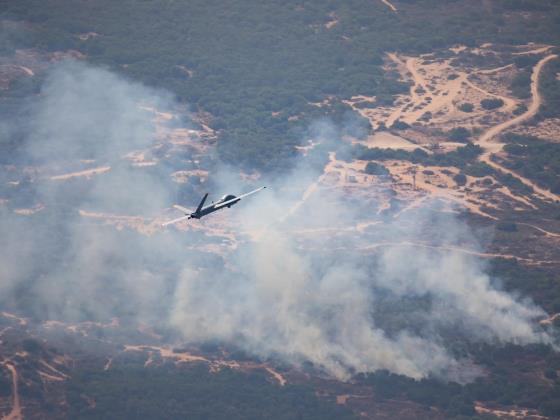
(380, 0), (397, 12)
(464, 78), (516, 113)
(360, 241), (552, 265)
(2, 363), (22, 420)
(475, 54), (560, 202)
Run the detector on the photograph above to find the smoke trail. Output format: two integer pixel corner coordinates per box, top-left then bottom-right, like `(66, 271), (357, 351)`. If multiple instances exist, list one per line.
(0, 61), (552, 382)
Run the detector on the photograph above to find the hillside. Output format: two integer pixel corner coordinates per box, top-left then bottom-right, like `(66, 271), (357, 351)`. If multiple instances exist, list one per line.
(1, 1), (560, 419)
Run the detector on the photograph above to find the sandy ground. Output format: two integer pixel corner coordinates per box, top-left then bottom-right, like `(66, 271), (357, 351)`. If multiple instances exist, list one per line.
(380, 55), (478, 129)
(294, 140), (320, 156)
(476, 54), (560, 203)
(511, 118), (560, 142)
(50, 166), (111, 181)
(13, 204), (45, 216)
(17, 66), (34, 77)
(78, 32), (100, 41)
(512, 45), (552, 56)
(463, 78), (516, 113)
(354, 49), (531, 133)
(356, 131), (427, 151)
(171, 169), (208, 184)
(478, 64), (514, 75)
(2, 363), (22, 420)
(380, 0), (397, 12)
(350, 49), (560, 212)
(78, 210), (163, 236)
(324, 12), (338, 29)
(124, 345), (287, 386)
(475, 402), (547, 419)
(517, 223), (560, 238)
(359, 241), (551, 265)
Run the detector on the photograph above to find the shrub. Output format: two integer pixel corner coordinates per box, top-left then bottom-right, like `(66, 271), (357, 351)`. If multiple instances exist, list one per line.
(481, 98), (504, 110)
(448, 127), (471, 142)
(364, 161), (389, 176)
(453, 173), (467, 186)
(22, 338), (43, 355)
(458, 102), (474, 112)
(497, 221), (518, 232)
(545, 368), (558, 380)
(391, 120), (410, 130)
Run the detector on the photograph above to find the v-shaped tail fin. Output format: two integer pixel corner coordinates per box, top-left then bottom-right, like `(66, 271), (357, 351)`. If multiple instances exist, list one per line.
(196, 193), (209, 213)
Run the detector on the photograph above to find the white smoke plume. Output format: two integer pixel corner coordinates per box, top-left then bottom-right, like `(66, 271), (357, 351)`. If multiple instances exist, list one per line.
(0, 61), (552, 382)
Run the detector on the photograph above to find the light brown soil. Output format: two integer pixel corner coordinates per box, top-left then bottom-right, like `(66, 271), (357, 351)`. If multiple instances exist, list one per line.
(13, 204), (45, 216)
(476, 54), (560, 203)
(380, 0), (397, 12)
(50, 166), (111, 181)
(512, 45), (552, 56)
(2, 363), (22, 420)
(324, 12), (339, 29)
(124, 345), (287, 385)
(360, 241), (551, 265)
(475, 402), (547, 419)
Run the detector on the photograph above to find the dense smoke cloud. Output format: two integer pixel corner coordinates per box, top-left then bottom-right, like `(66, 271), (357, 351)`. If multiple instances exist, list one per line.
(0, 61), (552, 381)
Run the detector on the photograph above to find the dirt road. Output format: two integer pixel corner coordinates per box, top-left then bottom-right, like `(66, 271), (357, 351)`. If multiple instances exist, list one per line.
(380, 0), (397, 12)
(2, 363), (22, 420)
(360, 241), (551, 265)
(385, 56), (467, 127)
(50, 166), (111, 181)
(475, 54), (560, 202)
(464, 78), (516, 113)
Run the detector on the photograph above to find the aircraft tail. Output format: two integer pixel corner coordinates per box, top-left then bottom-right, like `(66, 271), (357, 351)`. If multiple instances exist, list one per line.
(195, 193), (209, 213)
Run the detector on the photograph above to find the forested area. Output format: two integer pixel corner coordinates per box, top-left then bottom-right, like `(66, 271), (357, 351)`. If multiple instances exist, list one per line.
(342, 141), (537, 194)
(1, 0), (560, 169)
(341, 143), (485, 172)
(359, 342), (560, 417)
(538, 58), (560, 120)
(500, 133), (560, 193)
(356, 257), (560, 418)
(2, 2), (560, 418)
(65, 364), (355, 420)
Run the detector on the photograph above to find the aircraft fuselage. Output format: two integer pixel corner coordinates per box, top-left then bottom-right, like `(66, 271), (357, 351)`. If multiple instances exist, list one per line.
(191, 194), (239, 219)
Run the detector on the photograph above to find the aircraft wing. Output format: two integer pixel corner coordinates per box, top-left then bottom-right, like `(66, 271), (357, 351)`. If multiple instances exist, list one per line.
(173, 204), (193, 214)
(161, 215), (190, 227)
(213, 186), (266, 209)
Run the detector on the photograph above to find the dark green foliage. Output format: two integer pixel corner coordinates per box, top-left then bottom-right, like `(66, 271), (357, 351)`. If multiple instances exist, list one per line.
(513, 103), (528, 115)
(376, 95), (396, 107)
(462, 162), (494, 177)
(480, 98), (505, 110)
(448, 127), (471, 142)
(2, 0), (560, 169)
(458, 102), (474, 113)
(501, 133), (560, 193)
(496, 221), (517, 232)
(538, 58), (560, 119)
(391, 120), (410, 130)
(364, 161), (389, 176)
(66, 365), (355, 420)
(21, 338), (43, 355)
(0, 368), (11, 397)
(488, 258), (560, 312)
(361, 371), (476, 416)
(349, 143), (483, 169)
(453, 173), (467, 186)
(513, 54), (540, 69)
(491, 168), (534, 195)
(510, 70), (531, 99)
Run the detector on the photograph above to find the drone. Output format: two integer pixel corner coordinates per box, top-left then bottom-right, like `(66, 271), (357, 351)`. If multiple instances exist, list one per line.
(162, 186), (266, 226)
